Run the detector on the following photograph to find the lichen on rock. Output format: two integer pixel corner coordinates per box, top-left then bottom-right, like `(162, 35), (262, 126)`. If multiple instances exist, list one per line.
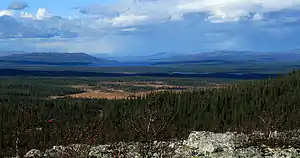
(22, 130), (300, 158)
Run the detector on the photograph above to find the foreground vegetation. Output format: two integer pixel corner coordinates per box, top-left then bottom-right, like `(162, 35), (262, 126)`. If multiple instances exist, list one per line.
(0, 71), (300, 157)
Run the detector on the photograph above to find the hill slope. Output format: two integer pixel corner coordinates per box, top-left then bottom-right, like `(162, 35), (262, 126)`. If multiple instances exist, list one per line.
(0, 52), (115, 66)
(1, 70), (300, 156)
(154, 50), (300, 64)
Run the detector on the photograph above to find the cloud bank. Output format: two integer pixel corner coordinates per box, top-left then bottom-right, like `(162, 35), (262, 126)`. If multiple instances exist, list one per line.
(0, 0), (300, 54)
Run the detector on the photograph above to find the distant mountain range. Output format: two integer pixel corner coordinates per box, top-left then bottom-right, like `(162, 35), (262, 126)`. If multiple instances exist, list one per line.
(100, 52), (182, 62)
(0, 50), (300, 68)
(150, 50), (300, 65)
(94, 50), (300, 63)
(0, 52), (116, 66)
(0, 51), (28, 57)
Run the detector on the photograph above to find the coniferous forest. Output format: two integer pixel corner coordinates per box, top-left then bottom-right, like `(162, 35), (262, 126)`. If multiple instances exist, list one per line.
(0, 71), (300, 157)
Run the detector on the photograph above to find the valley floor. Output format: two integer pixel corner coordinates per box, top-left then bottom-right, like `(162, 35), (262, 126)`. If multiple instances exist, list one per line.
(49, 81), (228, 99)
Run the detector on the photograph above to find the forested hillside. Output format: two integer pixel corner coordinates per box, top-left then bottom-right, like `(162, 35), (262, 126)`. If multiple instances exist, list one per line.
(1, 71), (300, 157)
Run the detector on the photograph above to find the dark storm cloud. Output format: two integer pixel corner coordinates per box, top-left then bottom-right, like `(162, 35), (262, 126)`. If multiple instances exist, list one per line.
(8, 1), (28, 10)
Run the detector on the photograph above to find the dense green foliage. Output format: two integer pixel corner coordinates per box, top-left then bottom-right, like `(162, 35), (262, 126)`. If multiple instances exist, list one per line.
(0, 71), (300, 157)
(0, 77), (85, 99)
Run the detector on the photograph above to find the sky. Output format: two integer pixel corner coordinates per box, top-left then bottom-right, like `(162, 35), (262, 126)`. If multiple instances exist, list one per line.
(0, 0), (300, 55)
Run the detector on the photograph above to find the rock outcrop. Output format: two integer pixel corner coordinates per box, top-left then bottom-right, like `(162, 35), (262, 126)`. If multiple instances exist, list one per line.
(22, 130), (300, 158)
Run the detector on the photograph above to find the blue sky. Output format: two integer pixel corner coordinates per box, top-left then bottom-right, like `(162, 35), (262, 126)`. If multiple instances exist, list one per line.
(0, 0), (300, 55)
(1, 0), (116, 15)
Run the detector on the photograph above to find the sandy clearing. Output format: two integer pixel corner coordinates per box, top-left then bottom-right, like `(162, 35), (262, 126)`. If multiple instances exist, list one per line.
(49, 89), (185, 100)
(102, 81), (193, 89)
(69, 89), (185, 99)
(70, 91), (131, 99)
(70, 85), (95, 92)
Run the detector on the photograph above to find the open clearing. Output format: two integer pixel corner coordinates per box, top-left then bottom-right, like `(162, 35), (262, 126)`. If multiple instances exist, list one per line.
(49, 81), (228, 100)
(102, 81), (192, 89)
(49, 88), (183, 100)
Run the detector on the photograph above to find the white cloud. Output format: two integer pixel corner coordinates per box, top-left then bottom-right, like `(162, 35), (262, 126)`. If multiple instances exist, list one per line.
(0, 10), (14, 16)
(121, 27), (138, 32)
(36, 8), (52, 20)
(176, 0), (300, 23)
(252, 13), (264, 21)
(20, 12), (34, 19)
(90, 13), (150, 29)
(74, 0), (300, 25)
(19, 8), (53, 20)
(206, 9), (250, 23)
(109, 14), (149, 27)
